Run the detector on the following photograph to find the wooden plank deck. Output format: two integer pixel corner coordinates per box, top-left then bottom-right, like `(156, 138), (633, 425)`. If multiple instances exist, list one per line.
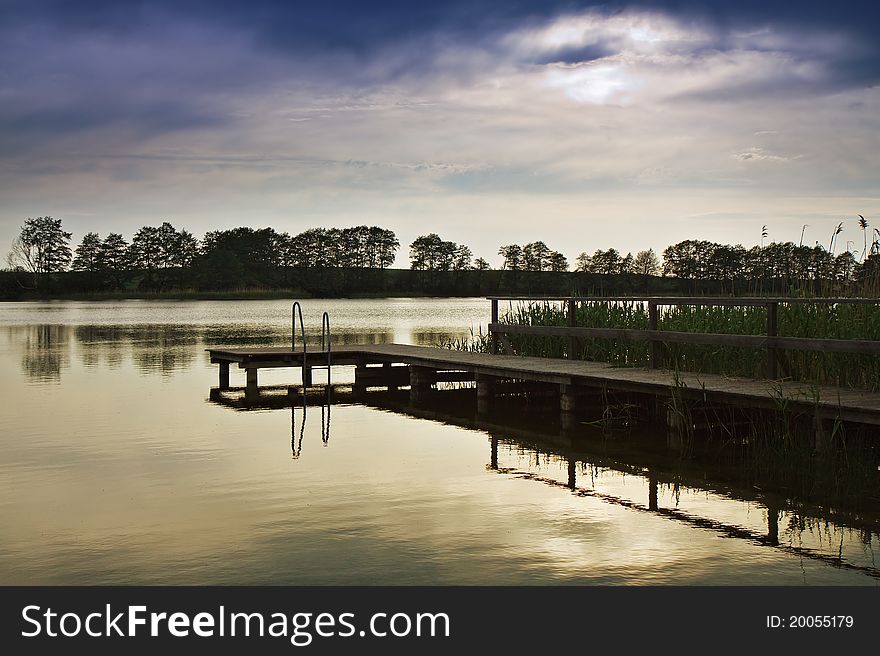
(207, 344), (880, 425)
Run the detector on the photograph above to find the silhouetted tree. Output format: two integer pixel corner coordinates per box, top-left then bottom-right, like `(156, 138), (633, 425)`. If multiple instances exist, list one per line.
(202, 227), (279, 266)
(574, 252), (592, 272)
(835, 251), (857, 283)
(6, 217), (72, 285)
(99, 233), (130, 289)
(128, 222), (201, 289)
(370, 227), (399, 268)
(174, 230), (200, 267)
(453, 245), (472, 270)
(98, 233), (129, 270)
(548, 251), (568, 272)
(410, 234), (458, 270)
(585, 248), (622, 275)
(72, 232), (103, 272)
(128, 225), (162, 270)
(857, 253), (880, 293)
(633, 249), (659, 276)
(707, 244), (745, 293)
(498, 244), (523, 270)
(522, 241), (551, 271)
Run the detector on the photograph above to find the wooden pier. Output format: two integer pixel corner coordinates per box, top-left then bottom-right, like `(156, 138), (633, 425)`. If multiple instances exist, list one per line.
(207, 342), (880, 428)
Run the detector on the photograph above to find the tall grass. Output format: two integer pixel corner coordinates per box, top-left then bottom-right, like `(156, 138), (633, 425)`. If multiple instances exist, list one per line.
(494, 300), (880, 390)
(440, 327), (491, 353)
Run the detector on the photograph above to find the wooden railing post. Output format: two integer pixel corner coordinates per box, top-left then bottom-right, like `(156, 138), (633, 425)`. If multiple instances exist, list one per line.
(567, 298), (577, 359)
(490, 298), (499, 355)
(648, 300), (659, 369)
(766, 301), (778, 379)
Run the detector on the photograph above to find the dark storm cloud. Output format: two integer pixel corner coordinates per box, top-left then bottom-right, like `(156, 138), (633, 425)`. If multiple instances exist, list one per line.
(5, 1), (878, 64)
(0, 0), (875, 150)
(2, 1), (878, 98)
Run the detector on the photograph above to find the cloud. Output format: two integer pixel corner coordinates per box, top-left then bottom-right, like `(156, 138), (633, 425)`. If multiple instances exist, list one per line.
(1, 2), (879, 264)
(733, 147), (797, 163)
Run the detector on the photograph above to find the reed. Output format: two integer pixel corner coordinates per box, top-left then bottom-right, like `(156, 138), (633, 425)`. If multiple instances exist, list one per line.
(494, 300), (880, 390)
(440, 327), (491, 353)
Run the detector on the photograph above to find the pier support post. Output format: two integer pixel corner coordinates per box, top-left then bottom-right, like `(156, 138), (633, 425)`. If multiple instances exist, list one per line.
(766, 502), (780, 546)
(648, 473), (659, 511)
(560, 384), (578, 413)
(560, 384), (580, 434)
(245, 367), (259, 401)
(218, 361), (230, 390)
(409, 365), (434, 404)
(560, 411), (579, 433)
(665, 406), (687, 451)
(383, 362), (397, 391)
(476, 374), (495, 415)
(814, 414), (834, 453)
(303, 365), (313, 388)
(354, 361), (368, 396)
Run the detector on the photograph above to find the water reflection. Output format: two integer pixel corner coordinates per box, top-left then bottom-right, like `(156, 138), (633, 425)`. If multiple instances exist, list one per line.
(292, 404), (305, 458)
(9, 324), (409, 380)
(19, 324), (71, 382)
(5, 299), (878, 585)
(75, 326), (127, 369)
(209, 385), (880, 582)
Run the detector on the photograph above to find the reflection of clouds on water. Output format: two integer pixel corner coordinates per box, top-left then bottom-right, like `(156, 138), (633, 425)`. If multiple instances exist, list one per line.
(20, 325), (71, 382)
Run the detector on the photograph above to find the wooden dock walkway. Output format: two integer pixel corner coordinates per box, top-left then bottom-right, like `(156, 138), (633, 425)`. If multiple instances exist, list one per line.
(207, 344), (880, 426)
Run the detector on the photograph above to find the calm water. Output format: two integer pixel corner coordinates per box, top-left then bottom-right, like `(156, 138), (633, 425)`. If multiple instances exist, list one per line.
(1, 299), (878, 585)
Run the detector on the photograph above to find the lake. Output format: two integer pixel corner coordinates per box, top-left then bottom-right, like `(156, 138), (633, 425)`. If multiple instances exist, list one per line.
(0, 298), (878, 584)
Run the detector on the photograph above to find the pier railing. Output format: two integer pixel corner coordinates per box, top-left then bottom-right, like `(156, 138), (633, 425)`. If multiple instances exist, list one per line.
(487, 296), (880, 379)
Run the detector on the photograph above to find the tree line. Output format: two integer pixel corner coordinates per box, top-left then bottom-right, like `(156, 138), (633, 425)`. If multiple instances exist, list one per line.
(4, 215), (880, 296)
(5, 218), (402, 290)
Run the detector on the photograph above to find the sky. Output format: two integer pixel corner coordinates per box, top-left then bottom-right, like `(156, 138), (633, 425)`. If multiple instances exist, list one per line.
(1, 0), (879, 267)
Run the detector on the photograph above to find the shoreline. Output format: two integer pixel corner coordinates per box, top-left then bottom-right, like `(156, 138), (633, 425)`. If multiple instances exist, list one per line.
(0, 290), (476, 302)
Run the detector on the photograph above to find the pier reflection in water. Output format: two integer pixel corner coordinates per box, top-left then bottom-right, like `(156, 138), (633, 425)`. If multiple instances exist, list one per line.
(210, 383), (880, 583)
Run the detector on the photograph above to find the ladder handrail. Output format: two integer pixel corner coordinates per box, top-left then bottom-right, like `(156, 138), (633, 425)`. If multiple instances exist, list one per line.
(292, 302), (333, 387)
(292, 302), (306, 377)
